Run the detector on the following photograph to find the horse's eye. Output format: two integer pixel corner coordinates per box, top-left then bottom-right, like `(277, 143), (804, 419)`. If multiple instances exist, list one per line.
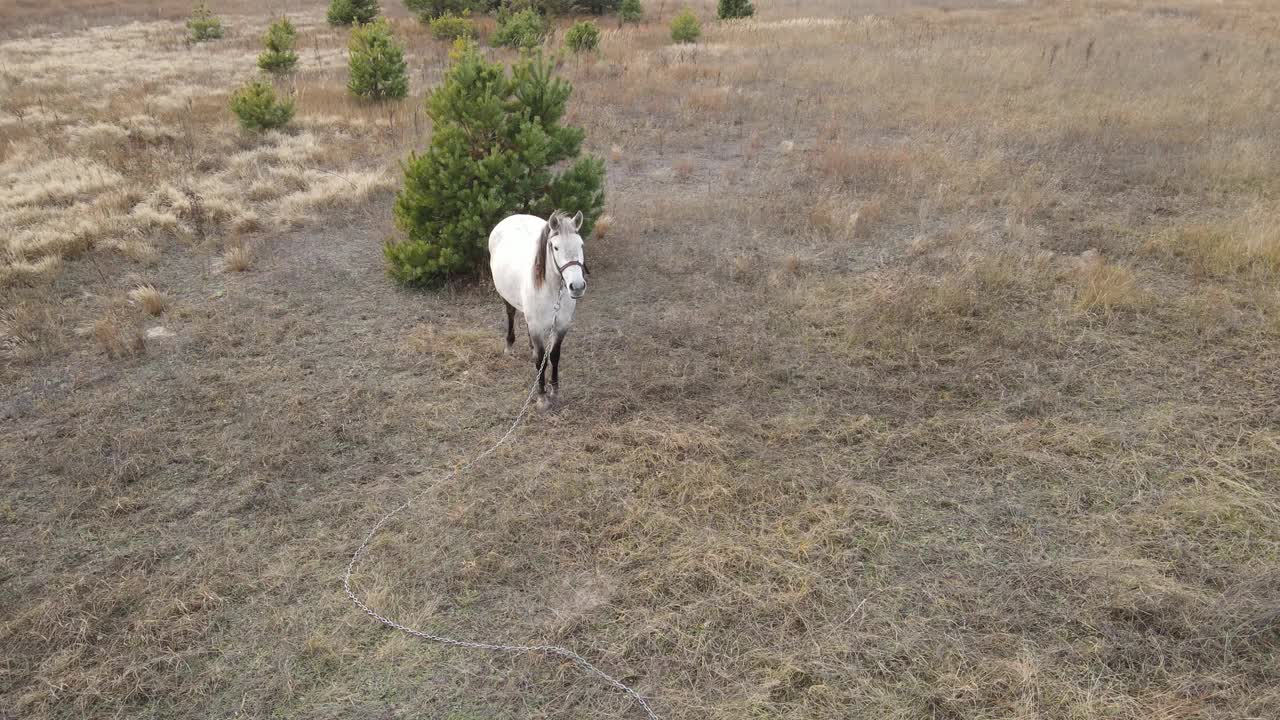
(554, 245), (560, 251)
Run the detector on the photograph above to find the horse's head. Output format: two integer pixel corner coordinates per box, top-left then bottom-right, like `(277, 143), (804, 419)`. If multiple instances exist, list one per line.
(548, 210), (588, 300)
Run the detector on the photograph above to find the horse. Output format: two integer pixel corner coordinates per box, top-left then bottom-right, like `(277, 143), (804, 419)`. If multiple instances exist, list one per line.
(488, 209), (589, 410)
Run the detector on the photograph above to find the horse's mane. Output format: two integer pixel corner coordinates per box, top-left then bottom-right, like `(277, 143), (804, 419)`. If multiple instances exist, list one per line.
(532, 211), (562, 289)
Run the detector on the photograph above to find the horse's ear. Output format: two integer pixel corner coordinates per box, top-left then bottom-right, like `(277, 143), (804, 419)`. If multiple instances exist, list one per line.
(571, 210), (584, 231)
(547, 213), (560, 232)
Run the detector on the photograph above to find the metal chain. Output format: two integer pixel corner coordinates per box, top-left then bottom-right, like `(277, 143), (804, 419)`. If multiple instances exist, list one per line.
(343, 289), (660, 720)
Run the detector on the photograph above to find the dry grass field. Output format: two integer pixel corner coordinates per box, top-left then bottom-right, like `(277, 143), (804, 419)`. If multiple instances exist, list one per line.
(3, 0), (1280, 718)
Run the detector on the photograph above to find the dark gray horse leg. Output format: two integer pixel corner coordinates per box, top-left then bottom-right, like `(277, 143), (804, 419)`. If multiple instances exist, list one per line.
(503, 300), (517, 354)
(531, 335), (547, 397)
(549, 333), (564, 397)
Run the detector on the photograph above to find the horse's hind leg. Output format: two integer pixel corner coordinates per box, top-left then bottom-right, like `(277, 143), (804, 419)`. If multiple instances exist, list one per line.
(503, 300), (517, 356)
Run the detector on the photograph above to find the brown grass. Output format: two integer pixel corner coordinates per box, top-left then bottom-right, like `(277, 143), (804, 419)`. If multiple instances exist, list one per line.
(593, 213), (613, 241)
(1, 303), (61, 362)
(223, 244), (252, 272)
(4, 2), (1280, 720)
(1072, 250), (1148, 314)
(0, 256), (62, 288)
(672, 156), (695, 179)
(1149, 202), (1280, 278)
(857, 196), (887, 236)
(817, 142), (912, 189)
(92, 311), (145, 358)
(687, 86), (730, 114)
(127, 284), (168, 315)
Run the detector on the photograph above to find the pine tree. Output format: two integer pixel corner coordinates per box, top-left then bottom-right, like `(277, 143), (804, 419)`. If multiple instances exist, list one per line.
(347, 18), (409, 100)
(230, 78), (295, 131)
(328, 0), (380, 26)
(405, 0), (477, 21)
(670, 8), (700, 43)
(491, 7), (547, 48)
(619, 0), (643, 23)
(187, 2), (225, 41)
(717, 0), (753, 20)
(575, 0), (619, 13)
(429, 12), (478, 40)
(565, 21), (600, 53)
(387, 41), (605, 287)
(258, 17), (299, 73)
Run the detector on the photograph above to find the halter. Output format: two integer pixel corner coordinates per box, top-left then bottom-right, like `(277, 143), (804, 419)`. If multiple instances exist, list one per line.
(547, 232), (589, 280)
(557, 258), (587, 275)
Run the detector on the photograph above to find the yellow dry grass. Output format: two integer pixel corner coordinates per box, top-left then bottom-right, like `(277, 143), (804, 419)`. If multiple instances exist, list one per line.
(127, 284), (168, 315)
(92, 311), (144, 357)
(222, 244), (252, 272)
(1072, 250), (1149, 314)
(0, 10), (402, 288)
(593, 213), (613, 240)
(1149, 202), (1280, 278)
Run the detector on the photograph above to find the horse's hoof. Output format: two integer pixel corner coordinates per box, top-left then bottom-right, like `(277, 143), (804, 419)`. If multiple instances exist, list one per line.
(536, 394), (555, 412)
(503, 343), (516, 358)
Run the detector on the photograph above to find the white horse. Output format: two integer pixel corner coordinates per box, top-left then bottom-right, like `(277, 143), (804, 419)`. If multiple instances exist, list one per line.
(488, 209), (588, 409)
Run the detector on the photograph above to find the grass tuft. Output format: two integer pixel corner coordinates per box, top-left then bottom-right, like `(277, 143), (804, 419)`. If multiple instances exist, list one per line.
(93, 312), (145, 358)
(1150, 204), (1280, 278)
(223, 245), (253, 272)
(128, 284), (169, 315)
(1072, 250), (1148, 314)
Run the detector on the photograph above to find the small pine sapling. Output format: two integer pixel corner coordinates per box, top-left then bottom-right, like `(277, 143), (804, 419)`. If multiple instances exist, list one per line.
(230, 78), (295, 131)
(717, 0), (754, 20)
(670, 8), (700, 44)
(565, 21), (600, 53)
(258, 17), (299, 73)
(348, 18), (409, 100)
(187, 2), (225, 41)
(620, 0), (643, 23)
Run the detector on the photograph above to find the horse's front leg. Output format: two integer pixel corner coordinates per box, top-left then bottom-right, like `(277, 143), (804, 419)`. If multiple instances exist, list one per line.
(531, 335), (551, 411)
(548, 333), (564, 404)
